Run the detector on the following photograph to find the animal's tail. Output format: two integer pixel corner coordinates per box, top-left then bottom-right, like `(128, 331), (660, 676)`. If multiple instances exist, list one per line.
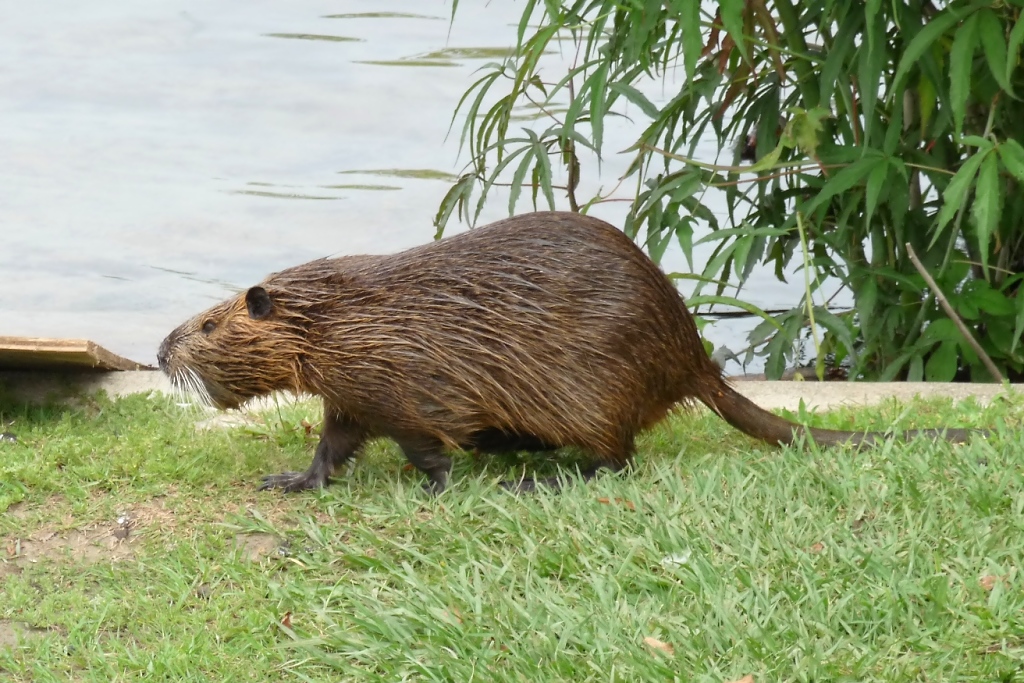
(700, 380), (978, 447)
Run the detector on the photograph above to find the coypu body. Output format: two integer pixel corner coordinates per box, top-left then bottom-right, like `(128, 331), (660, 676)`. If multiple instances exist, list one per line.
(158, 211), (975, 493)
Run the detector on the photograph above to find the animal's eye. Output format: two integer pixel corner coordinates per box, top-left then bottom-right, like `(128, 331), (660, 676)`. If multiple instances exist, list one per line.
(201, 320), (216, 335)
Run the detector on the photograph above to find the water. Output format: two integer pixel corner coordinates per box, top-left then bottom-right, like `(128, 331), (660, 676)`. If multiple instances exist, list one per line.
(2, 1), (825, 371)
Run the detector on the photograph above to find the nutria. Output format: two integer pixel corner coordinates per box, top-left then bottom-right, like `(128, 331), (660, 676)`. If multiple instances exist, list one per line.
(157, 211), (977, 493)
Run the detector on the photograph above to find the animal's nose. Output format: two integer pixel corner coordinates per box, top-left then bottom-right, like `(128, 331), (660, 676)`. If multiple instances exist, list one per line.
(156, 337), (171, 372)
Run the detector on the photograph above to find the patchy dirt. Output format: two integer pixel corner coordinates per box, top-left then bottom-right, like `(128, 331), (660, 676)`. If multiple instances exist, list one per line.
(0, 620), (49, 649)
(1, 496), (181, 573)
(5, 522), (136, 568)
(5, 502), (30, 520)
(234, 533), (288, 562)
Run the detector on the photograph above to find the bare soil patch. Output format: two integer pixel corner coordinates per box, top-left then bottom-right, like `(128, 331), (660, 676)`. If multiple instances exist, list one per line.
(234, 533), (287, 562)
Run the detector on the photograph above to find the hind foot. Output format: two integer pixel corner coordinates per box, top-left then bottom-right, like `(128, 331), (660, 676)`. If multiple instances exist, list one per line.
(259, 471), (329, 493)
(499, 467), (604, 493)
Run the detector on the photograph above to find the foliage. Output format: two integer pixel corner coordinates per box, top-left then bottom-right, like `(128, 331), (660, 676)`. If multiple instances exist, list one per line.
(439, 0), (1024, 381)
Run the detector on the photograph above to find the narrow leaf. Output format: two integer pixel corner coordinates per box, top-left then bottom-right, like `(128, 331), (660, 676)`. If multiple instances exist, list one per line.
(433, 174), (475, 237)
(800, 155), (881, 217)
(949, 12), (979, 136)
(718, 0), (748, 63)
(935, 149), (986, 232)
(978, 8), (1014, 96)
(819, 13), (861, 103)
(864, 159), (889, 226)
(998, 139), (1024, 183)
(608, 83), (660, 119)
(587, 63), (608, 153)
(1008, 14), (1024, 90)
(858, 11), (886, 140)
(972, 151), (1003, 273)
(894, 3), (983, 91)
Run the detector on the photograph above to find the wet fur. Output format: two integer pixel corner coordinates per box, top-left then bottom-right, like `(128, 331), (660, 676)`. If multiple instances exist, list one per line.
(159, 211), (978, 493)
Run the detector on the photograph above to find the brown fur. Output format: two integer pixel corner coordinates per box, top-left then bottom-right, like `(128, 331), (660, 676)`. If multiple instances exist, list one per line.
(158, 211), (977, 493)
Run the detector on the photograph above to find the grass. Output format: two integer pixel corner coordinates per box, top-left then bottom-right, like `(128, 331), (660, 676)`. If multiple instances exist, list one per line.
(1, 389), (1024, 681)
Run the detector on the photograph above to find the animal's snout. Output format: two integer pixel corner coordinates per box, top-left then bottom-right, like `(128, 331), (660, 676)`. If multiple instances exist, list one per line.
(156, 336), (172, 373)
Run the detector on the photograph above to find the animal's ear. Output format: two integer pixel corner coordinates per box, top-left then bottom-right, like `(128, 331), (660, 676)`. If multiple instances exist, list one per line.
(245, 286), (274, 320)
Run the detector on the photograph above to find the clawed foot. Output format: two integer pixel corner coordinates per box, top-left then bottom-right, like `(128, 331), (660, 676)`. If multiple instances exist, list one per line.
(259, 471), (328, 493)
(499, 467), (605, 493)
(498, 475), (564, 493)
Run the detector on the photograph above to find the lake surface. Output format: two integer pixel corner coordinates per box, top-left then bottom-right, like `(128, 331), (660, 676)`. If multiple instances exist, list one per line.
(2, 0), (828, 371)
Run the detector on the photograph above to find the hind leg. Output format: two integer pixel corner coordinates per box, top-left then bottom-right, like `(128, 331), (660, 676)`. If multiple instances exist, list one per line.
(463, 429), (558, 455)
(260, 410), (365, 493)
(499, 440), (634, 493)
(394, 435), (452, 495)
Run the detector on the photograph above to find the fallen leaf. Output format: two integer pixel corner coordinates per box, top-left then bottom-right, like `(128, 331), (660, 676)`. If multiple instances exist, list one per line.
(659, 550), (692, 567)
(980, 574), (1003, 591)
(727, 676), (755, 683)
(597, 497), (636, 510)
(281, 611), (292, 628)
(808, 542), (825, 554)
(643, 636), (674, 656)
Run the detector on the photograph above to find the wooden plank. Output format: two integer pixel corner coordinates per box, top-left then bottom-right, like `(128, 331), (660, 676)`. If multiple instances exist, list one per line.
(0, 337), (153, 371)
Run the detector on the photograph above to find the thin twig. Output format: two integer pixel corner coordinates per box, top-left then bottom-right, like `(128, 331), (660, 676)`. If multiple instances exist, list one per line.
(905, 242), (1005, 383)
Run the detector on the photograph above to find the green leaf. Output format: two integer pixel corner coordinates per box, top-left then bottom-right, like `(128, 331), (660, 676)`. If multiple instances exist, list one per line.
(921, 318), (962, 344)
(433, 174), (475, 237)
(960, 135), (992, 148)
(819, 11), (861, 102)
(858, 11), (886, 142)
(908, 353), (925, 381)
(864, 159), (890, 226)
(917, 74), (938, 135)
(974, 284), (1015, 316)
(675, 217), (695, 272)
(687, 295), (783, 332)
(925, 341), (959, 381)
(813, 307), (858, 365)
(718, 0), (748, 64)
(523, 129), (555, 210)
(935, 149), (987, 233)
(508, 145), (537, 215)
(800, 154), (882, 217)
(647, 217), (675, 263)
(586, 63), (608, 153)
(972, 151), (1003, 273)
(608, 83), (660, 120)
(786, 107), (831, 156)
(1013, 278), (1024, 353)
(677, 0), (702, 81)
(998, 139), (1024, 183)
(893, 3), (983, 92)
(856, 276), (878, 335)
(949, 12), (979, 136)
(978, 8), (1014, 96)
(1008, 14), (1024, 91)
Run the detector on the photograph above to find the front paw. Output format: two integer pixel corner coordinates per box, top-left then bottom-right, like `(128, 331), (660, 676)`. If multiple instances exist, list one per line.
(259, 471), (328, 493)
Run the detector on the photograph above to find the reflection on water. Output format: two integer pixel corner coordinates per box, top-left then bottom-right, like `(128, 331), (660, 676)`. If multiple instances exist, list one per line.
(356, 46), (520, 68)
(323, 13), (444, 20)
(230, 190), (342, 200)
(337, 169), (460, 181)
(319, 184), (401, 191)
(263, 33), (362, 42)
(1, 0), (808, 370)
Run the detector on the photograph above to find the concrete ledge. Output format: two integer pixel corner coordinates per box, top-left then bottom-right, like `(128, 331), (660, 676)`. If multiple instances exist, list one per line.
(0, 370), (1018, 414)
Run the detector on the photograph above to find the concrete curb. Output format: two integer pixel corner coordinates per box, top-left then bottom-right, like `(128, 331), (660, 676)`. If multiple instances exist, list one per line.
(0, 370), (1018, 414)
